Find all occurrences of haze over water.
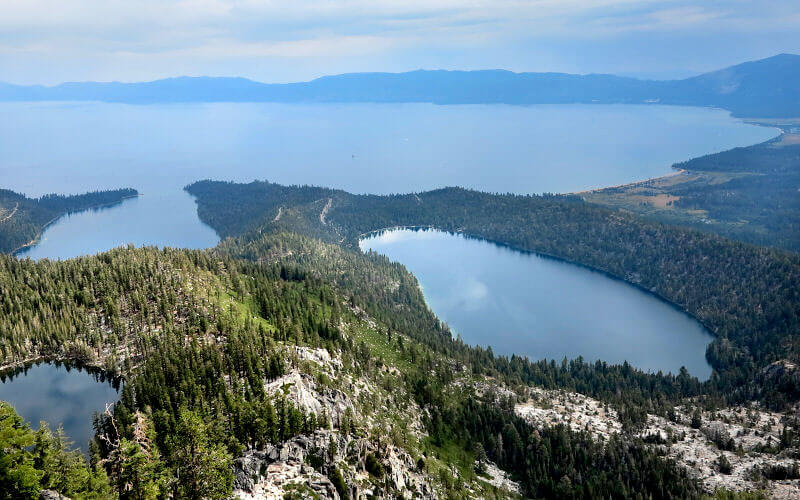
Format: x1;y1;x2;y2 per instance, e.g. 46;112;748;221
0;101;776;260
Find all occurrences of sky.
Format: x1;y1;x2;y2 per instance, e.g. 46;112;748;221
1;0;799;85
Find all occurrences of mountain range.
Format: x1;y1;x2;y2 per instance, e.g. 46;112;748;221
1;53;798;118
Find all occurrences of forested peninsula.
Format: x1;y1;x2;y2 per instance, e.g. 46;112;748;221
0;188;138;254
185;180;800;406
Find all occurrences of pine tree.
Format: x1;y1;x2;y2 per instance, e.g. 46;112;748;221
474;442;488;474
167;409;233;500
0;402;43;499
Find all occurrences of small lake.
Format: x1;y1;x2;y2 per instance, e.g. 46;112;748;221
0;362;121;450
0;101;776;260
360;229;713;379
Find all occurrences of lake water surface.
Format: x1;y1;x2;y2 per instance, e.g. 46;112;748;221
0;363;120;450
360;229;713;379
0;101;776;259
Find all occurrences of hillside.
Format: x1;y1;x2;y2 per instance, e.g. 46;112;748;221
185;180;800;405
671;54;800;117
0;242;711;499
1;54;798;117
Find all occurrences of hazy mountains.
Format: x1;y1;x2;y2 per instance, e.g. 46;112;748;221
1;54;798;118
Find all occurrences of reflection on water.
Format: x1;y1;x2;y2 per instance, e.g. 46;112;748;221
361;228;713;379
0;362;121;450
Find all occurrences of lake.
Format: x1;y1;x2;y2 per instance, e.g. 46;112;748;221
360;229;713;379
0;362;121;450
0;101;776;260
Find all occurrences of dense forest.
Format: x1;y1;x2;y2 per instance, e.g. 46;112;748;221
216;231;706;413
585;134;800;251
0;188;138;254
0;244;712;498
186;180;800;407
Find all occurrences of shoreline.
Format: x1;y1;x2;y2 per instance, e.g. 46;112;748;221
11;193;141;257
570;123;787;197
357;224;717;361
0;355;116;379
570;168;688;196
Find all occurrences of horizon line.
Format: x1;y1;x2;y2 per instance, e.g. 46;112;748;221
3;52;797;88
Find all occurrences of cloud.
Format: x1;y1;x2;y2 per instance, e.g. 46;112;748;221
0;0;798;83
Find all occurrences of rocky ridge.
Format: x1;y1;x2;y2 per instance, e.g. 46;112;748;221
512;385;800;498
232;343;519;498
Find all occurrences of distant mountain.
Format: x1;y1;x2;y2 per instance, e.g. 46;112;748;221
667;53;800;117
1;54;798;117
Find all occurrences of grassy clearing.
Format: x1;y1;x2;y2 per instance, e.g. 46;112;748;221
211;278;277;333
349;323;412;371
425;438;475;480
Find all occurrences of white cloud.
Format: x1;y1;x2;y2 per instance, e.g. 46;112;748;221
0;0;797;83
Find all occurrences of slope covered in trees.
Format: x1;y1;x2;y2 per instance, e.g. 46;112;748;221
0;402;112;498
0;188;138;254
186;180;800;406
0;243;708;498
0;246;357;497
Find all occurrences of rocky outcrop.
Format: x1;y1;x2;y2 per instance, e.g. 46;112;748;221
290;346;343;372
760;360;800;398
233;430;435;499
234;431;347;492
40;491;69;500
515;387;622;440
511;383;800;498
478;460;521;494
264;371;353;428
762;360;799;380
235;459;339;499
643;405;800;499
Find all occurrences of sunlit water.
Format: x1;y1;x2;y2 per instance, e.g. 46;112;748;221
0;101;776;259
360;229;713;379
0;362;120;450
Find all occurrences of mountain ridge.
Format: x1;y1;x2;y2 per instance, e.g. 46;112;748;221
1;53;798;116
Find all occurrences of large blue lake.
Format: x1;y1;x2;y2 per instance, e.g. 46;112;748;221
0;101;775;259
361;229;714;378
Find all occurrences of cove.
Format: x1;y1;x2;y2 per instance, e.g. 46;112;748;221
15;191;219;261
360;229;713;380
0;362;121;450
0;101;776;260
